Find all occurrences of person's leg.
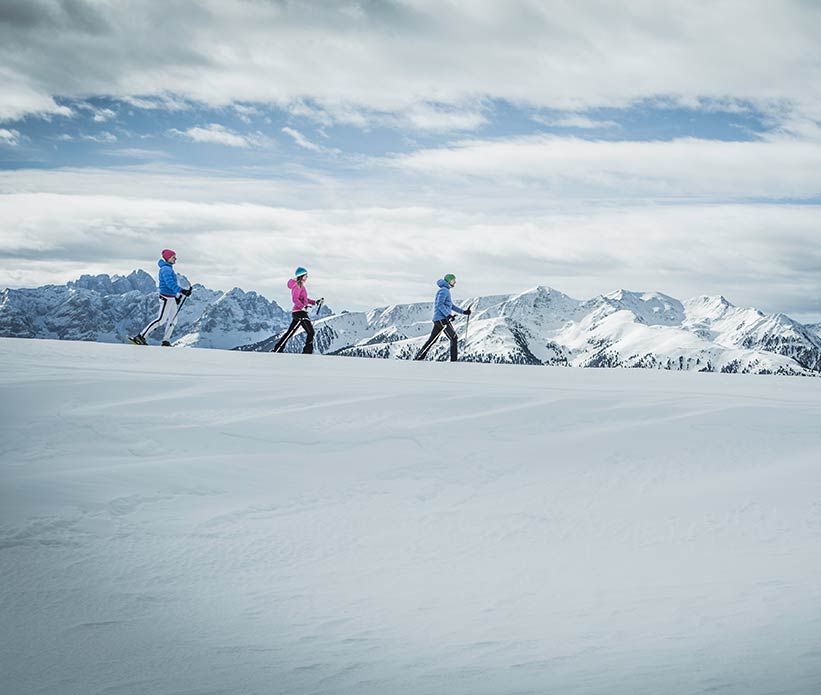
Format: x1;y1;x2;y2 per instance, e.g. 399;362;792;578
160;299;180;344
141;297;172;339
272;315;301;353
415;320;446;360
300;317;315;354
444;321;459;361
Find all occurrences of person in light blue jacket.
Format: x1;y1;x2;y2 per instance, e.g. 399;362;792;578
157;255;182;297
415;274;471;361
129;249;192;346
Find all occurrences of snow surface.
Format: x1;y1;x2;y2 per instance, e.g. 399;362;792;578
2;337;821;695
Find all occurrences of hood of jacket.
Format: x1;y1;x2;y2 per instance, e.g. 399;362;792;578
437;278;450;289
158;259;173;269
287;278;298;289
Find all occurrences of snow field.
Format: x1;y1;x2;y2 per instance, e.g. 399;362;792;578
1;338;821;694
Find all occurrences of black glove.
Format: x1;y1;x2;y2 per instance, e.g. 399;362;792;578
316;297;324;304
180;287;192;297
463;308;472;316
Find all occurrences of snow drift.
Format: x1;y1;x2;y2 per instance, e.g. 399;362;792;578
2;338;820;694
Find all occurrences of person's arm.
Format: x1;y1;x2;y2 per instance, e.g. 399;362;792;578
300;286;316;308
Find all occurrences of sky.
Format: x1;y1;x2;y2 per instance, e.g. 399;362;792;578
1;0;820;319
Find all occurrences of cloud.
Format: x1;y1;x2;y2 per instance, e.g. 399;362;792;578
0;128;21;146
1;1;820;132
391;133;821;200
0;67;74;121
284;100;489;134
92;108;116;122
0;166;819;317
34;104;74;121
534;114;620;129
281;127;321;152
50;130;118;144
81;131;117;143
402;104;488;132
5;4;818;316
286;101;370;129
100;148;172;160
169;124;271;148
233;104;262;123
121;95;191;111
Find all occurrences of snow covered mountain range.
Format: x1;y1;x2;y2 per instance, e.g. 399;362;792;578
2;271;821;376
283;287;821;376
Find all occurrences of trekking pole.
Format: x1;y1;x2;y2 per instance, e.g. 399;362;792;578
314;298;324;317
167;286;192;335
463;301;475;344
272;322;301;353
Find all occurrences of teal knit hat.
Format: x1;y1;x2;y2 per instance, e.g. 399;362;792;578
295;267;308;278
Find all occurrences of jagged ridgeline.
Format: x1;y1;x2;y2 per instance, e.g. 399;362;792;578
2;272;821;375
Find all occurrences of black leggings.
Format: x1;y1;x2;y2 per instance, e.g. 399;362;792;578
415;319;458;361
273;311;315;353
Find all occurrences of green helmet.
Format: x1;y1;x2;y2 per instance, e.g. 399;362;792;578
444;273;456;284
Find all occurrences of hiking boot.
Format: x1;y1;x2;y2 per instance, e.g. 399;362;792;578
161;341;172;347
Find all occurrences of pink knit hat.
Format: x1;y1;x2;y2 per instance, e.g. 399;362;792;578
161;249;177;261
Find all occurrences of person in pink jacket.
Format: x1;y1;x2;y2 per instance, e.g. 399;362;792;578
271;267;323;354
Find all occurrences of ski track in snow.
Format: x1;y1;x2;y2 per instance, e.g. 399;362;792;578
1;337;821;695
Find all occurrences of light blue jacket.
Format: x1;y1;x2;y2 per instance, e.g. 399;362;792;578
158;259;181;297
433;278;465;322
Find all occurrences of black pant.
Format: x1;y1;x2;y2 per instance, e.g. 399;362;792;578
415;318;458;361
273;311;315;353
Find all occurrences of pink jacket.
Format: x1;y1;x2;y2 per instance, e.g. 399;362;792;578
288;278;316;312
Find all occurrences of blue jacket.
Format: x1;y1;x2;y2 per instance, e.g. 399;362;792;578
432;278;465;322
157;259;181;297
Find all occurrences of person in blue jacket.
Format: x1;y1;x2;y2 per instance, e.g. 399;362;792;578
414;273;471;361
129;249;192;346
